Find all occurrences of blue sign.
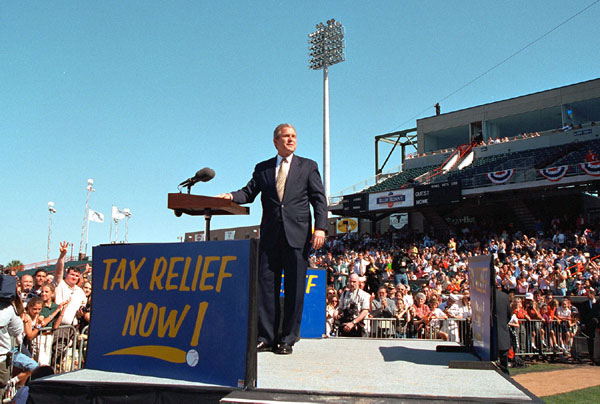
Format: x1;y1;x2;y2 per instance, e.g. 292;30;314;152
300;269;326;338
278;268;326;338
468;255;493;361
87;241;254;387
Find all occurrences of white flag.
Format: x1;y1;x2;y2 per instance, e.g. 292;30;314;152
112;206;126;221
88;209;104;223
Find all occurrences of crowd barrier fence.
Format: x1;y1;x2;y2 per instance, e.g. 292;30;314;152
1;325;89;403
363;317;593;361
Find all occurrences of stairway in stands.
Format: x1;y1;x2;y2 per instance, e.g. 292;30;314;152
508;199;536;231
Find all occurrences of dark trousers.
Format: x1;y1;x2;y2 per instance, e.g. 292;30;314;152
586;318;598;360
257;225;308;346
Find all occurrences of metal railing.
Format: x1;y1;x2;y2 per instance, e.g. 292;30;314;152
1;325;88;402
511;319;572;356
362;317;594;360
363;317;473;346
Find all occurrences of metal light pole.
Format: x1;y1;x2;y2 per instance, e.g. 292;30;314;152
47;202;56;261
123;208;132;243
308;19;345;205
79;179;94;259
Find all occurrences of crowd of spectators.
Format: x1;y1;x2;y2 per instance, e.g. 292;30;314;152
313;214;600;365
1;241;91;400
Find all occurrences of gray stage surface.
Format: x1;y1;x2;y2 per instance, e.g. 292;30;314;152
256;338;533;401
41;338;535;403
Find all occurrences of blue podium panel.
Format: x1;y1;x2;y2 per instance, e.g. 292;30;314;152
88;241;253;387
279;269;326;338
301;269;326;338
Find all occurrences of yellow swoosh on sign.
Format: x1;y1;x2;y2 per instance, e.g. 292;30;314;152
104;345;187;363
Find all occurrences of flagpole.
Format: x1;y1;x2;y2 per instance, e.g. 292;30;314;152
115;219;119;243
109;206;113;243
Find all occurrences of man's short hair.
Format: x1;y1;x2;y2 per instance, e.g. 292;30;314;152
34;269;47;276
273;123;296;139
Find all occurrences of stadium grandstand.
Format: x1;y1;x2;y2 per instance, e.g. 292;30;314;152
331;78;600;238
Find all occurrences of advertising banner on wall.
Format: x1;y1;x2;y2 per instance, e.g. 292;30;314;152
336;217;359;234
88;240;257;388
467;255;493;361
368;189;414;211
390;213;408;229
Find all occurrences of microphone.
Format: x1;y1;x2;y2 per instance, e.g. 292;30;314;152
179;167;216;188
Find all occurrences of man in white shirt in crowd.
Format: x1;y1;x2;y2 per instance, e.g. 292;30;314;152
52;242;88;359
337;274;370;337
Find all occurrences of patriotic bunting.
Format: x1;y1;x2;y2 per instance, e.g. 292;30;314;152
487;169;514;184
580;161;600;176
539;165;569;181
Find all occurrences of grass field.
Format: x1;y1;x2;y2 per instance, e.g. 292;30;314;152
510;362;573;376
543;385;600;403
510;361;599;402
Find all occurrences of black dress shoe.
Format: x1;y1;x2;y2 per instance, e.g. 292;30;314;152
275;343;293;355
257;341;272;352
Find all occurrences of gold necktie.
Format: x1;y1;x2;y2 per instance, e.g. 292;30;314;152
276;158;288;201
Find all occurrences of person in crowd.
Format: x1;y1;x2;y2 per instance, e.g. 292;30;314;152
524;294;543;351
325;293;339;337
411;292;431;338
0;284;24;396
18;275;34;305
394;293;411;338
332;256;349;291
556;298;573;352
21;297;44;362
428;296;448;341
370;286;396;318
40;283;66;331
77;280;92;333
337;274;370;337
508;301;522;353
51;243;87;366
29;269;48;298
4;294;39;391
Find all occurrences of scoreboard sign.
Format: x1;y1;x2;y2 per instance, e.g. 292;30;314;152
342;193;368;214
414;180;461;206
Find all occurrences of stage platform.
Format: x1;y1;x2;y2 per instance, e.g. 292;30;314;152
26;338;539;403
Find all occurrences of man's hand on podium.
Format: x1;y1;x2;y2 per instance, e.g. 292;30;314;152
216;193;233;200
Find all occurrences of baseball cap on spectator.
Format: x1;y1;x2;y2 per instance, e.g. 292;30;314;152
525;292;534;301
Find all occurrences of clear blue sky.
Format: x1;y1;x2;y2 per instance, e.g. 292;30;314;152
2;1;599;266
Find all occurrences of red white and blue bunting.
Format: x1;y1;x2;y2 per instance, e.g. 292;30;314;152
487;169;514;184
580;161;600;177
539;165;569;181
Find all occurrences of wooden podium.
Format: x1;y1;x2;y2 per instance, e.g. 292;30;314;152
168;193;249;241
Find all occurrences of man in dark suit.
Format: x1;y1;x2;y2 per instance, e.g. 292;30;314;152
217;123;327;354
494;287;511;374
579;288;600;364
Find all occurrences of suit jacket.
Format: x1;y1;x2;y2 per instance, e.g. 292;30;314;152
495;289;511;352
578;299;600;327
231;155;327;249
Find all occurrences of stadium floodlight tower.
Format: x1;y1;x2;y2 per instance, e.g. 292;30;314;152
308;19;345;205
79;178;95;259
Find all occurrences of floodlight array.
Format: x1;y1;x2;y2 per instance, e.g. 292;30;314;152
308;19;345;70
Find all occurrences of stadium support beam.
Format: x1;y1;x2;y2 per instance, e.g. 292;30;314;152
374;128;417;175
